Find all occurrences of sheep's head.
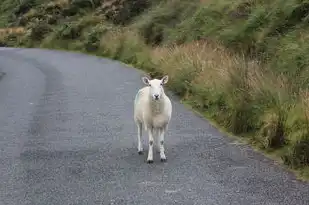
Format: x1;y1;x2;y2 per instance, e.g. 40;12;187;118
142;75;169;101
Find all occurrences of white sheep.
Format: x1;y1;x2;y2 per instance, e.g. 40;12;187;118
133;75;172;163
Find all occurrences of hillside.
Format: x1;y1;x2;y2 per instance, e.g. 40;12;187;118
1;0;309;179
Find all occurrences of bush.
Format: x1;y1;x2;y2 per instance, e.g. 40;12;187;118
100;0;153;25
71;0;101;9
28;21;53;41
56;22;82;39
133;0;199;45
83;24;108;52
53;14;103;40
14;0;38;16
283;140;309;168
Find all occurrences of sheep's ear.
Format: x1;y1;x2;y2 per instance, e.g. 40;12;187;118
161;75;169;85
142;76;150;86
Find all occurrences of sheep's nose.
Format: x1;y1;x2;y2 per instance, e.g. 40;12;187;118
154;94;159;100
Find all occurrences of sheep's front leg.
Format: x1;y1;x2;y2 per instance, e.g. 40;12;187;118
146;129;154;163
137;122;143;155
159;127;167;162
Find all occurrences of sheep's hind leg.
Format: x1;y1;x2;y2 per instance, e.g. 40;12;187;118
146;128;154;163
137;122;143;155
159;127;167;162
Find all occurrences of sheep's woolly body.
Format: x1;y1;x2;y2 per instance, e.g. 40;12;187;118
134;86;171;131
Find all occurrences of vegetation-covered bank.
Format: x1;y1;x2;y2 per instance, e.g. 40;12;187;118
1;0;309;180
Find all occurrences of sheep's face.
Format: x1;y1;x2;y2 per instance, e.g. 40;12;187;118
142;75;169;101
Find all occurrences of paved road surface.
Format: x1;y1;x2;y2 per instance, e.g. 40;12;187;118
0;48;309;205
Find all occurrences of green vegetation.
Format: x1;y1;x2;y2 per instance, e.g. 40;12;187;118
1;0;309;180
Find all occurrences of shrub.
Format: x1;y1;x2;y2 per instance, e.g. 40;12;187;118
70;0;101;9
101;0;152;25
53;14;103;40
14;0;38;16
83;24;108;52
282;94;309;168
28;21;53;41
133;0;199;45
283;140;309;168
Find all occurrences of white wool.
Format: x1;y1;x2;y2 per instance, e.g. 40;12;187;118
134;86;171;131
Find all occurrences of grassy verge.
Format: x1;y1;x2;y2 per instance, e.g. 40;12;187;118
95;29;309;181
1;0;309;181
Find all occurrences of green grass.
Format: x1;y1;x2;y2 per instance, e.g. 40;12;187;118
1;0;309;181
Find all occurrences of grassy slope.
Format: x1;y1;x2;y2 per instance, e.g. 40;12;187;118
1;0;309;180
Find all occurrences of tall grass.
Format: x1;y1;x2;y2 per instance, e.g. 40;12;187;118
95;29;309;173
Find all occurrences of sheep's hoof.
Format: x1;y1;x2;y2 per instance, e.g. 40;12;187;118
138;151;143;155
160;158;167;162
147;159;154;164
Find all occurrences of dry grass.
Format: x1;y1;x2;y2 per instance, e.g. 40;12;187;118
0;27;25;37
151;39;266;93
301;90;309;119
47;0;69;8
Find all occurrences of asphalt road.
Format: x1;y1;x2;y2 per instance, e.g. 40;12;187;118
0;48;309;205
